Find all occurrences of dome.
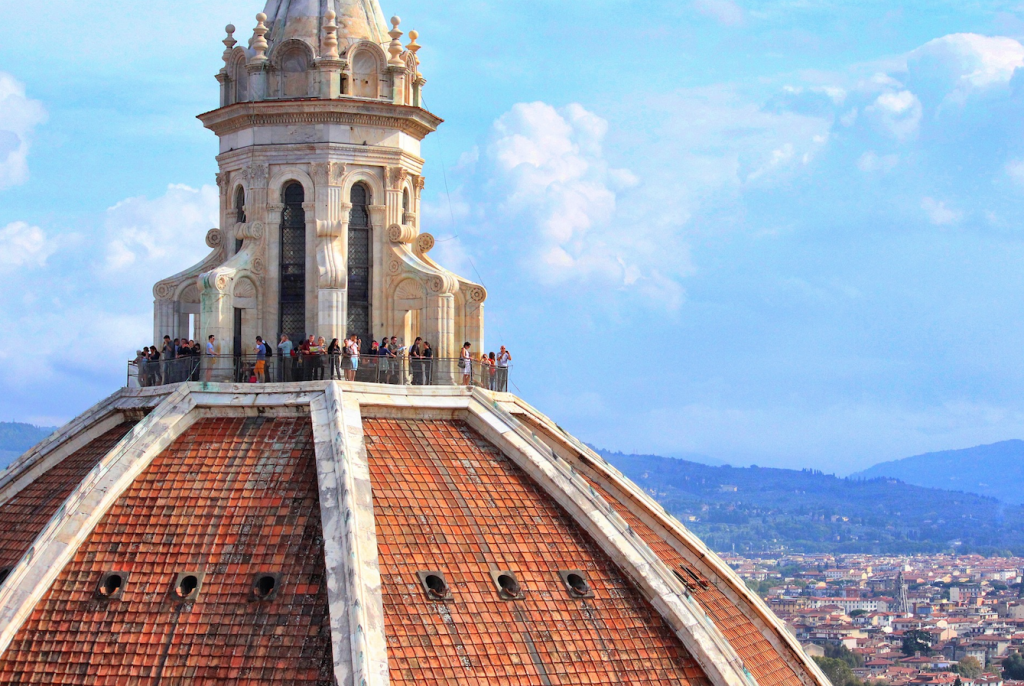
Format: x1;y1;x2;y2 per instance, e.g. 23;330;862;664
261;0;390;54
0;382;827;686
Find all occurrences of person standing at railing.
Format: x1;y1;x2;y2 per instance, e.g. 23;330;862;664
138;348;150;387
313;336;327;381
423;341;433;385
344;334;359;381
278;334;293;382
148;344;162;385
205;335;217;382
497;346;512;392
383;336;396;384
328;338;342;380
460;342;472;386
486;352;498;391
186;339;201;381
254;336;267;383
377;338;390;383
299;335;314;381
410;337;423;385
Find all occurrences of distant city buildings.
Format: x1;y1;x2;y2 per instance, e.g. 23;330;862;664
726;553;1024;686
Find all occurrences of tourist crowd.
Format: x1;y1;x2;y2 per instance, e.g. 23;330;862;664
135;333;512;390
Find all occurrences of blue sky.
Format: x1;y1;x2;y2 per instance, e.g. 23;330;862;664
3;0;1024;473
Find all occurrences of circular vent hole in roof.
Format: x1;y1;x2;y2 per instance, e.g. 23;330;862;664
424;574;448;598
100;573;123;597
175;574;200;599
497;573;521;598
254;574;277;600
566;573;590;596
95;571;129;600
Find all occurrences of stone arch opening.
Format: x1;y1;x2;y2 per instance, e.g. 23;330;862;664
279;182;307;345
233;54;248;104
280;45;310;98
351;50;379;98
347;183;372;345
234;186;246;254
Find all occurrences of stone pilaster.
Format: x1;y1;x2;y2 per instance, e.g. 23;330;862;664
314;162;348;343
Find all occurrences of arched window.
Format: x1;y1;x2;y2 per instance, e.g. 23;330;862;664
351;51;378;98
402;189;410;215
233;56;248;103
279;183;306;344
281;47;309;98
347;183;372;344
234;187;246;254
235;187;246;224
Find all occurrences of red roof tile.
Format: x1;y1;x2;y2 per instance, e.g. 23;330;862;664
513;412;810;686
577;465;806;686
364;417;712;686
0;417;333;685
0;422;136;571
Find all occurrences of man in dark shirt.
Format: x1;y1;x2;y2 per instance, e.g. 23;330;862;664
410;337;423;385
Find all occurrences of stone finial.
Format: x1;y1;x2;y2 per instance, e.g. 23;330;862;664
322;10;340;60
407;30;421;74
222;24;238;63
251;13;269;64
388;16;404;67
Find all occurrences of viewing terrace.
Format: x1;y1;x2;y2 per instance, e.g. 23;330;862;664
128;355;512;392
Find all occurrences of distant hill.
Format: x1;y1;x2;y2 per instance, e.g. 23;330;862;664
852;440;1024;505
599;450;1024;555
592;446;729;467
0;422;56;470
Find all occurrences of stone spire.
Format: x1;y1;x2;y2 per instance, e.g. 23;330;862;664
261;0;390;54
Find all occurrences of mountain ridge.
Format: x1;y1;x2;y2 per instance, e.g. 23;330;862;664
851;439;1024;505
0;422;56;470
594;447;1024;555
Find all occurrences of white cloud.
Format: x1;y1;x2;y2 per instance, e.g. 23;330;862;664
0;222;55;270
102;183;219;279
0;72;47;189
486;102;644;284
692;0;745;27
921;197;963;226
866;90;923;140
907;34;1024;99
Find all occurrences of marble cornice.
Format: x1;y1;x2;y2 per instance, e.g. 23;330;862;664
198;99;444;140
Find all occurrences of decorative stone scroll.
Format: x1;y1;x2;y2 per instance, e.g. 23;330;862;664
387;223;415;244
234;221;264;241
415;232;434;255
427;273;458;295
206;229;224;249
154;282;175;300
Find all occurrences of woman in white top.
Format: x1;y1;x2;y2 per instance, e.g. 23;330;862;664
460;341;472;386
345;334;360;381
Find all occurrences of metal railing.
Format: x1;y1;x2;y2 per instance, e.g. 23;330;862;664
128;354;512;391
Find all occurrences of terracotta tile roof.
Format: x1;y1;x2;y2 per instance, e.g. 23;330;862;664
0;422;136;571
364;418;712;686
579;471;806;686
0;417;333;685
